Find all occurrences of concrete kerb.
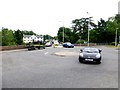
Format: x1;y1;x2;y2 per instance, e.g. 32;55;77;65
54;51;79;57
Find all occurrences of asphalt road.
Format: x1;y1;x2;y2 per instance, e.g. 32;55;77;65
2;46;118;88
0;51;2;90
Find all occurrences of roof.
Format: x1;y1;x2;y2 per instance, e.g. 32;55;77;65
23;35;31;38
36;35;43;38
23;34;43;38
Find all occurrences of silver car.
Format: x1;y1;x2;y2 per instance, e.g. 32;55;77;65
79;48;102;64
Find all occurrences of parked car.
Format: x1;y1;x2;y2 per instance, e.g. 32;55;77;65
54;41;59;46
26;41;45;51
79;48;102;64
45;41;52;47
63;42;74;48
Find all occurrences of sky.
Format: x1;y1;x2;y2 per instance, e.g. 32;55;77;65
0;0;119;36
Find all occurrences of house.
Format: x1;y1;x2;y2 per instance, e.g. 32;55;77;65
23;34;44;43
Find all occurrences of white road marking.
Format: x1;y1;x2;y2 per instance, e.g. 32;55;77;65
45;52;48;55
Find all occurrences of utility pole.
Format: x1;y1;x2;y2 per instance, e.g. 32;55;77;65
63;22;64;43
115;28;117;46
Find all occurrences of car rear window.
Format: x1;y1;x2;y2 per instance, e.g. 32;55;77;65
83;48;99;53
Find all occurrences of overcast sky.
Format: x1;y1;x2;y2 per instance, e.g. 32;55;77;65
0;0;119;36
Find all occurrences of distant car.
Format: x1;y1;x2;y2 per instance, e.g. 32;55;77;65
79;48;102;64
45;42;52;47
54;41;59;46
63;42;74;48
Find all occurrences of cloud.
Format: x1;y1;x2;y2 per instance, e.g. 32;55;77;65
0;0;119;36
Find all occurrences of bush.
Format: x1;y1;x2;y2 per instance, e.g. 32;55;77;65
110;42;115;45
76;40;85;44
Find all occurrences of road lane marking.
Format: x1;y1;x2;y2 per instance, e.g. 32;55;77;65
45;52;48;55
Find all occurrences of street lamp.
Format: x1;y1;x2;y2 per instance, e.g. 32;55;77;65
86;12;92;47
59;21;64;43
87;12;90;47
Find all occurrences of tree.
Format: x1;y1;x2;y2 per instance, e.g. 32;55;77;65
0;31;2;46
72;17;96;41
22;30;36;35
2;28;16;46
57;27;64;42
53;36;58;40
94;18;107;43
90;17;118;44
14;29;23;45
57;27;78;43
43;34;53;41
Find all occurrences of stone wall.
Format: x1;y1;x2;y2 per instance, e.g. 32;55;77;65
0;45;25;51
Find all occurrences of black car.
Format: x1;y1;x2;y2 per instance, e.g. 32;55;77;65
63;42;74;48
79;48;102;64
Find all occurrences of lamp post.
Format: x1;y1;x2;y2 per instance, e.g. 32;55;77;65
87;12;90;47
59;21;64;43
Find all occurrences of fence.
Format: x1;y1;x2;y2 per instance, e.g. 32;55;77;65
74;43;97;46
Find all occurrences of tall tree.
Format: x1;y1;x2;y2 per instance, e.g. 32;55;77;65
22;30;36;35
72;17;96;41
14;29;23;45
90;17;118;43
2;28;16;46
57;27;78;43
0;30;2;46
43;34;53;41
94;18;107;43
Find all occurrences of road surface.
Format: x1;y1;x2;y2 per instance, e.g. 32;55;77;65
2;46;118;88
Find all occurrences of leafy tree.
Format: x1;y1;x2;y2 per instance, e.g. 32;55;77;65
2;28;16;46
90;17;118;44
72;17;96;41
115;14;120;42
53;36;58;40
0;31;2;46
93;18;107;43
43;34;53;41
57;27;64;42
14;29;23;45
22;30;36;35
57;27;78;43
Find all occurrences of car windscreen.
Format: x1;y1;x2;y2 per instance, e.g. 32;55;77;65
66;42;71;45
83;48;99;53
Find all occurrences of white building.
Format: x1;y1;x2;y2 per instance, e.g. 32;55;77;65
23;34;44;43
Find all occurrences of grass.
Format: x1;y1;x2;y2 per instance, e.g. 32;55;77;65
106;45;120;49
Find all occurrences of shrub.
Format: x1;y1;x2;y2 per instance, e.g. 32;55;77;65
76;40;85;44
110;42;115;45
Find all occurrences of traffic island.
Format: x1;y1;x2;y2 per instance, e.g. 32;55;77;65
53;51;79;57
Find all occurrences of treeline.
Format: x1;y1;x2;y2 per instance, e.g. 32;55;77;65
1;14;120;46
57;14;120;45
0;28;54;46
0;28;36;46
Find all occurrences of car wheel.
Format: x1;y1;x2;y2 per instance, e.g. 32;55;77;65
79;57;83;63
96;60;101;64
97;57;101;64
